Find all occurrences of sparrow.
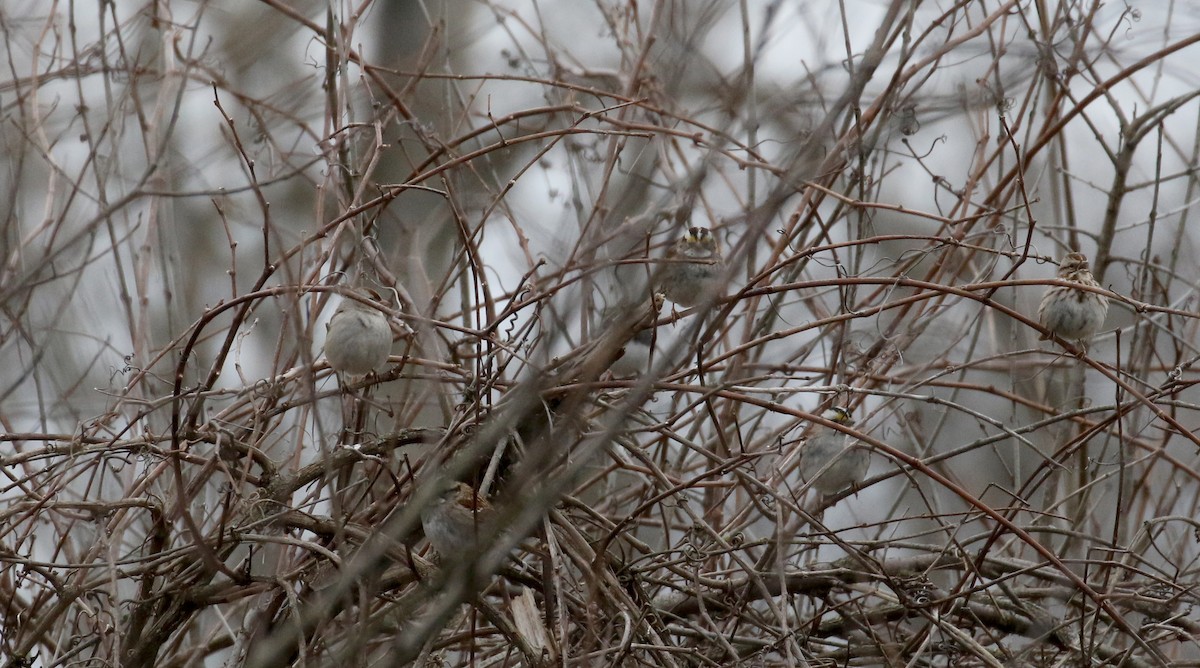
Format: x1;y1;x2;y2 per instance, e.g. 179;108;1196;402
420;481;494;557
656;226;725;307
324;289;392;376
798;407;868;496
1037;251;1108;344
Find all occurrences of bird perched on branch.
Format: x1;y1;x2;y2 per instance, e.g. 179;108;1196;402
656;226;725;307
798;407;868;496
420;481;495;557
1037;251;1108;345
324;289;393;376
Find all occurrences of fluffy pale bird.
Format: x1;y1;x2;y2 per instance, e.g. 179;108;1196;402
324;290;392;376
798;407;869;496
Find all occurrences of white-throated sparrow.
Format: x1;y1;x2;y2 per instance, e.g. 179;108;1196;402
656;226;724;307
1038;251;1108;344
324;289;392;376
798;407;868;496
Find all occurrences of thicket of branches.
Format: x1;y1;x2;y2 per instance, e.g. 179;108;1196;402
4;0;1200;666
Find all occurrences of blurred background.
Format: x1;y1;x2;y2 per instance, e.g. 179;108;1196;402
3;0;1200;665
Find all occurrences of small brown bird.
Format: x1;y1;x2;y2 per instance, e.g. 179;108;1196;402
656;227;725;307
1037;252;1108;344
798;407;869;496
324;290;392;375
420;481;494;557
